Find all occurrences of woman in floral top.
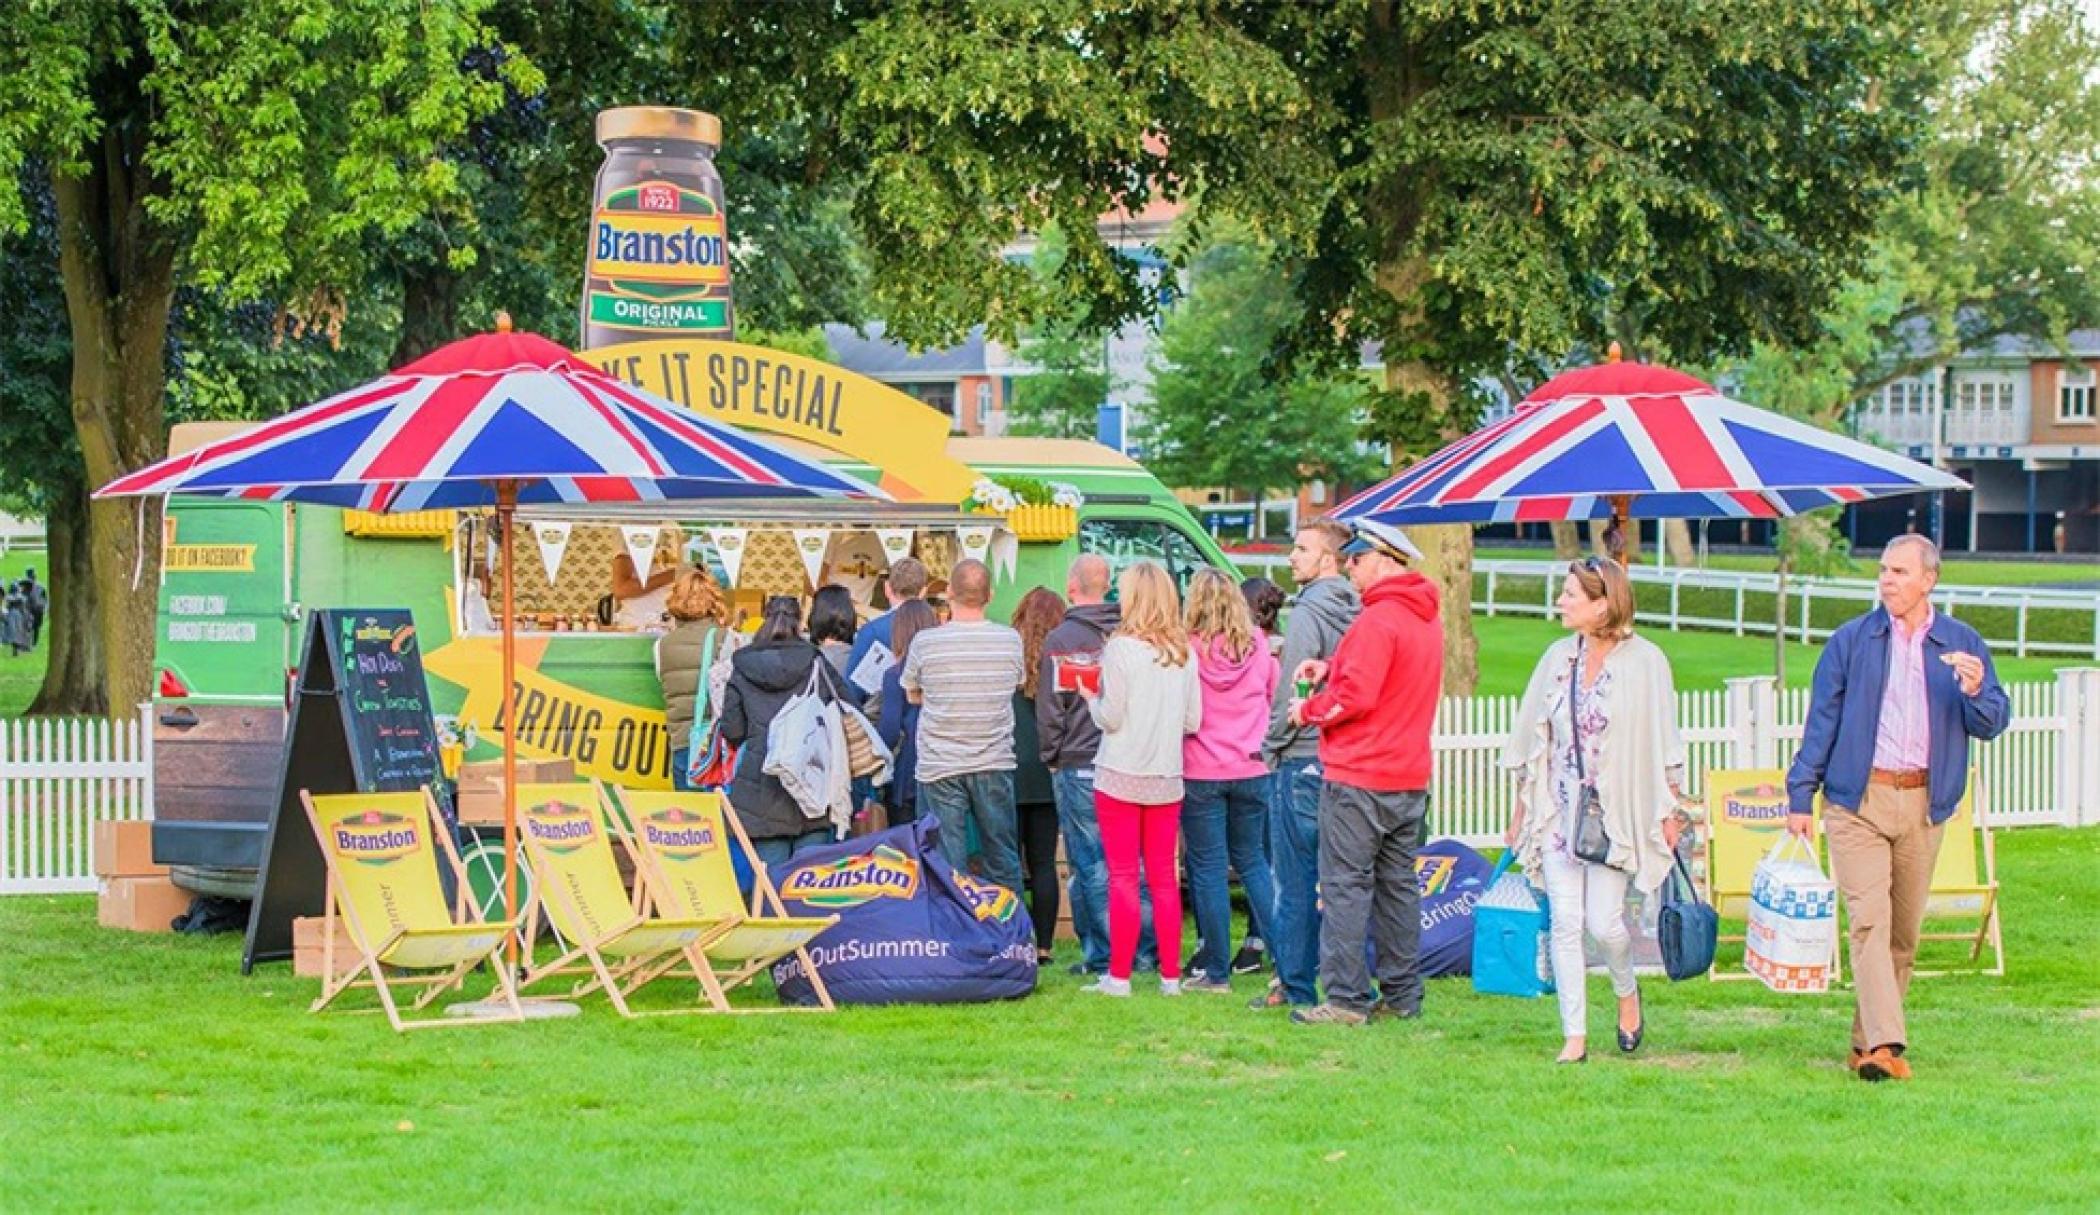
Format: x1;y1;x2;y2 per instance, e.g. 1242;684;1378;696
1501;558;1687;1064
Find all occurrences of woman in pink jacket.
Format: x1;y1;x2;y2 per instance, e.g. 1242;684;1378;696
1180;569;1280;992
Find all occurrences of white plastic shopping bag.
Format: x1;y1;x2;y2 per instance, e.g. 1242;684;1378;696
1744;835;1838;993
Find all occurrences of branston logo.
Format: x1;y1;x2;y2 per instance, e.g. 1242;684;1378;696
525;801;596;853
1724;783;1790;832
643;806;720;856
780;847;919;908
334;810;418;865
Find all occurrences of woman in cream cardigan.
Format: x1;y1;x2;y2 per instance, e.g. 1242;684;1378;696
1502;557;1686;1063
1077;561;1202;997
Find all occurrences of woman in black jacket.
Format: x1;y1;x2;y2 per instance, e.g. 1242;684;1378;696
718;597;843;868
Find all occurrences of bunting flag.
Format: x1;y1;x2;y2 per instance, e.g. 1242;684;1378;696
875;527;916;568
532;520;573;585
989;528;1020;582
708;526;749;587
792;527;832;588
619;525;662;582
955;523;994;567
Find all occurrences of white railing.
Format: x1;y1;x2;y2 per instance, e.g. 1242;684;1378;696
2;676;2094;891
1468;559;2100;661
0;705;155;894
1425;670;2099;844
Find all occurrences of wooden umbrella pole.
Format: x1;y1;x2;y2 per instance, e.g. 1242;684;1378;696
498;478;520;969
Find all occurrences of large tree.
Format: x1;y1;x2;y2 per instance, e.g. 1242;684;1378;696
1144;235;1382;532
673;0;1931;691
0;1;529;714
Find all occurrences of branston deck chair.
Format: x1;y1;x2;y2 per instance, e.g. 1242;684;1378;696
302;788;524;1032
1910;771;2004;977
513;782;729;1016
608;785;840;1012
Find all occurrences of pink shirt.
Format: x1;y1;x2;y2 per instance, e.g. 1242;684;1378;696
1871;607;1933;771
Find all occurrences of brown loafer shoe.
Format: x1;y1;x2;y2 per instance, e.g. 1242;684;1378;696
1848;1048;1866;1072
1857;1047;1912;1082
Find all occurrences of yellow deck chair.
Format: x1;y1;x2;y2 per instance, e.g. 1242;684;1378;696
1909;772;2004;977
513;782;731;1016
302;788;524;1032
1701;769;1841;985
609;785;840;1012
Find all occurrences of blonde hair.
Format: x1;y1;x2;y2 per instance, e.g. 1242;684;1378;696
1570;557;1635;638
1114;561;1189;666
666;567;729;623
1183;568;1257;661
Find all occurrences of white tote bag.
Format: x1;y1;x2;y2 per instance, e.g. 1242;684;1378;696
1744;835;1838;994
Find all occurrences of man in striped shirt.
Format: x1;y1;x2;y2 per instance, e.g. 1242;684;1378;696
903;559;1027;894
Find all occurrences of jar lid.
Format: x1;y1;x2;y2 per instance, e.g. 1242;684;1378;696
595;107;722;147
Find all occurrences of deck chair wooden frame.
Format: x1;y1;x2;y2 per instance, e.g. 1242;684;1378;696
511;782;733;1017
601;782;840;1014
1903;771;2004;978
302;787;525;1032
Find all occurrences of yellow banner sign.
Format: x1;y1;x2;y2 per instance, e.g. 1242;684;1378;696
166;544;256;573
584;339;978;503
423;637;674;789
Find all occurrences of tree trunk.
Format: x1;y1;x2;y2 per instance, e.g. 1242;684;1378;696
26;481;107;716
1549;520;1582;560
1384;345;1478;695
52;132;176;718
391;260;460;368
1664;518;1695;566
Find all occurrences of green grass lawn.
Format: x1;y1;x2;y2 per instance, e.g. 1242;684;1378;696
2;828;2094;1209
0;551;48;717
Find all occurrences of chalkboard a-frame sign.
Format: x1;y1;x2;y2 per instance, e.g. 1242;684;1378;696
241;608;450;973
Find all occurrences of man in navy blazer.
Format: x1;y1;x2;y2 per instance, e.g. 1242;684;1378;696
1786;534;2009;1082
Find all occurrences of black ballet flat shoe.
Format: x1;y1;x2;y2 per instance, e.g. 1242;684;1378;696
1618;1018;1645;1054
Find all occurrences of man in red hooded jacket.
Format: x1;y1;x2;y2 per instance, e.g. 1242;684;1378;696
1286;519;1444;1025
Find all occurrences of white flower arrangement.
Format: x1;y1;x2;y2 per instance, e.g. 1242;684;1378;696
966;476;1021;513
1049;481;1084;509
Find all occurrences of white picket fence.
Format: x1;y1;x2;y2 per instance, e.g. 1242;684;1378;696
1428;669;2100;843
2;675;2095;892
0;705;154;894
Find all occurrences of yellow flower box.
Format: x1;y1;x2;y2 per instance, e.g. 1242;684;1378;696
1003;503;1078;543
342;509;457;539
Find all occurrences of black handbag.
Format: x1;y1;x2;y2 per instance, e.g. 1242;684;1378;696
1658;850;1719;981
1568;641;1612;865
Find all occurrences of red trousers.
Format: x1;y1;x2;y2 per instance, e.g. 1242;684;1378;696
1096;791;1183;981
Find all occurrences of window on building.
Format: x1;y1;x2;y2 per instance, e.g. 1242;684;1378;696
896;382;959;429
2061;369;2096;423
976;381;993;417
1956;377;2016;414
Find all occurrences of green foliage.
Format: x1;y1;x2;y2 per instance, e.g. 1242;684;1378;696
0;173;77;515
1009;230;1111;439
1143;233;1381;503
742;326;832;361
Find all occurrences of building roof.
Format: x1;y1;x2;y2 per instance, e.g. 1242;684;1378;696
823;322;992;380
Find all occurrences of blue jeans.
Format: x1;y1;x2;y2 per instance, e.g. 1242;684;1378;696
1052;767;1154;973
919;770;1024;895
748;828;834;871
1270;756;1324;1005
1183;776;1277;981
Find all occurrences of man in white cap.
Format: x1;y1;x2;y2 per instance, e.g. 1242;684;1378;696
1286;519;1445;1026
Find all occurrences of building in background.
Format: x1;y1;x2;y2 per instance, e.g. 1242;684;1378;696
1848;330;2099;554
821;322;1020;437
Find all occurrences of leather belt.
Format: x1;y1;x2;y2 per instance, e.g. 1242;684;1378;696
1870;768;1928;790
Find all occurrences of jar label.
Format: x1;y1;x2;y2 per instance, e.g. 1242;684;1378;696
588;180;730;287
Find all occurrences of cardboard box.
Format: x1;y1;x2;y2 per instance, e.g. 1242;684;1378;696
293;915;356;951
97;875;193;932
92;819;167;879
455;758;576;826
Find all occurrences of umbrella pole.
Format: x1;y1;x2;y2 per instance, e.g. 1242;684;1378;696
498;479;520;969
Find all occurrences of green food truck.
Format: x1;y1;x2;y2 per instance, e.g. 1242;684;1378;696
150;369;1238;895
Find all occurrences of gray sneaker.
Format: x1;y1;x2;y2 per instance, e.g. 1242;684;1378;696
1289;1002;1368;1027
1367;1004;1422;1024
1184;974;1233;995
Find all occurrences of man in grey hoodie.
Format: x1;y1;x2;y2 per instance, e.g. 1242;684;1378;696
1253;519;1361;1009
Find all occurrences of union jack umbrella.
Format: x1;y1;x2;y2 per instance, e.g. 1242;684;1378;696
97;321;882;968
96;327;876;508
1336;355;1965;527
